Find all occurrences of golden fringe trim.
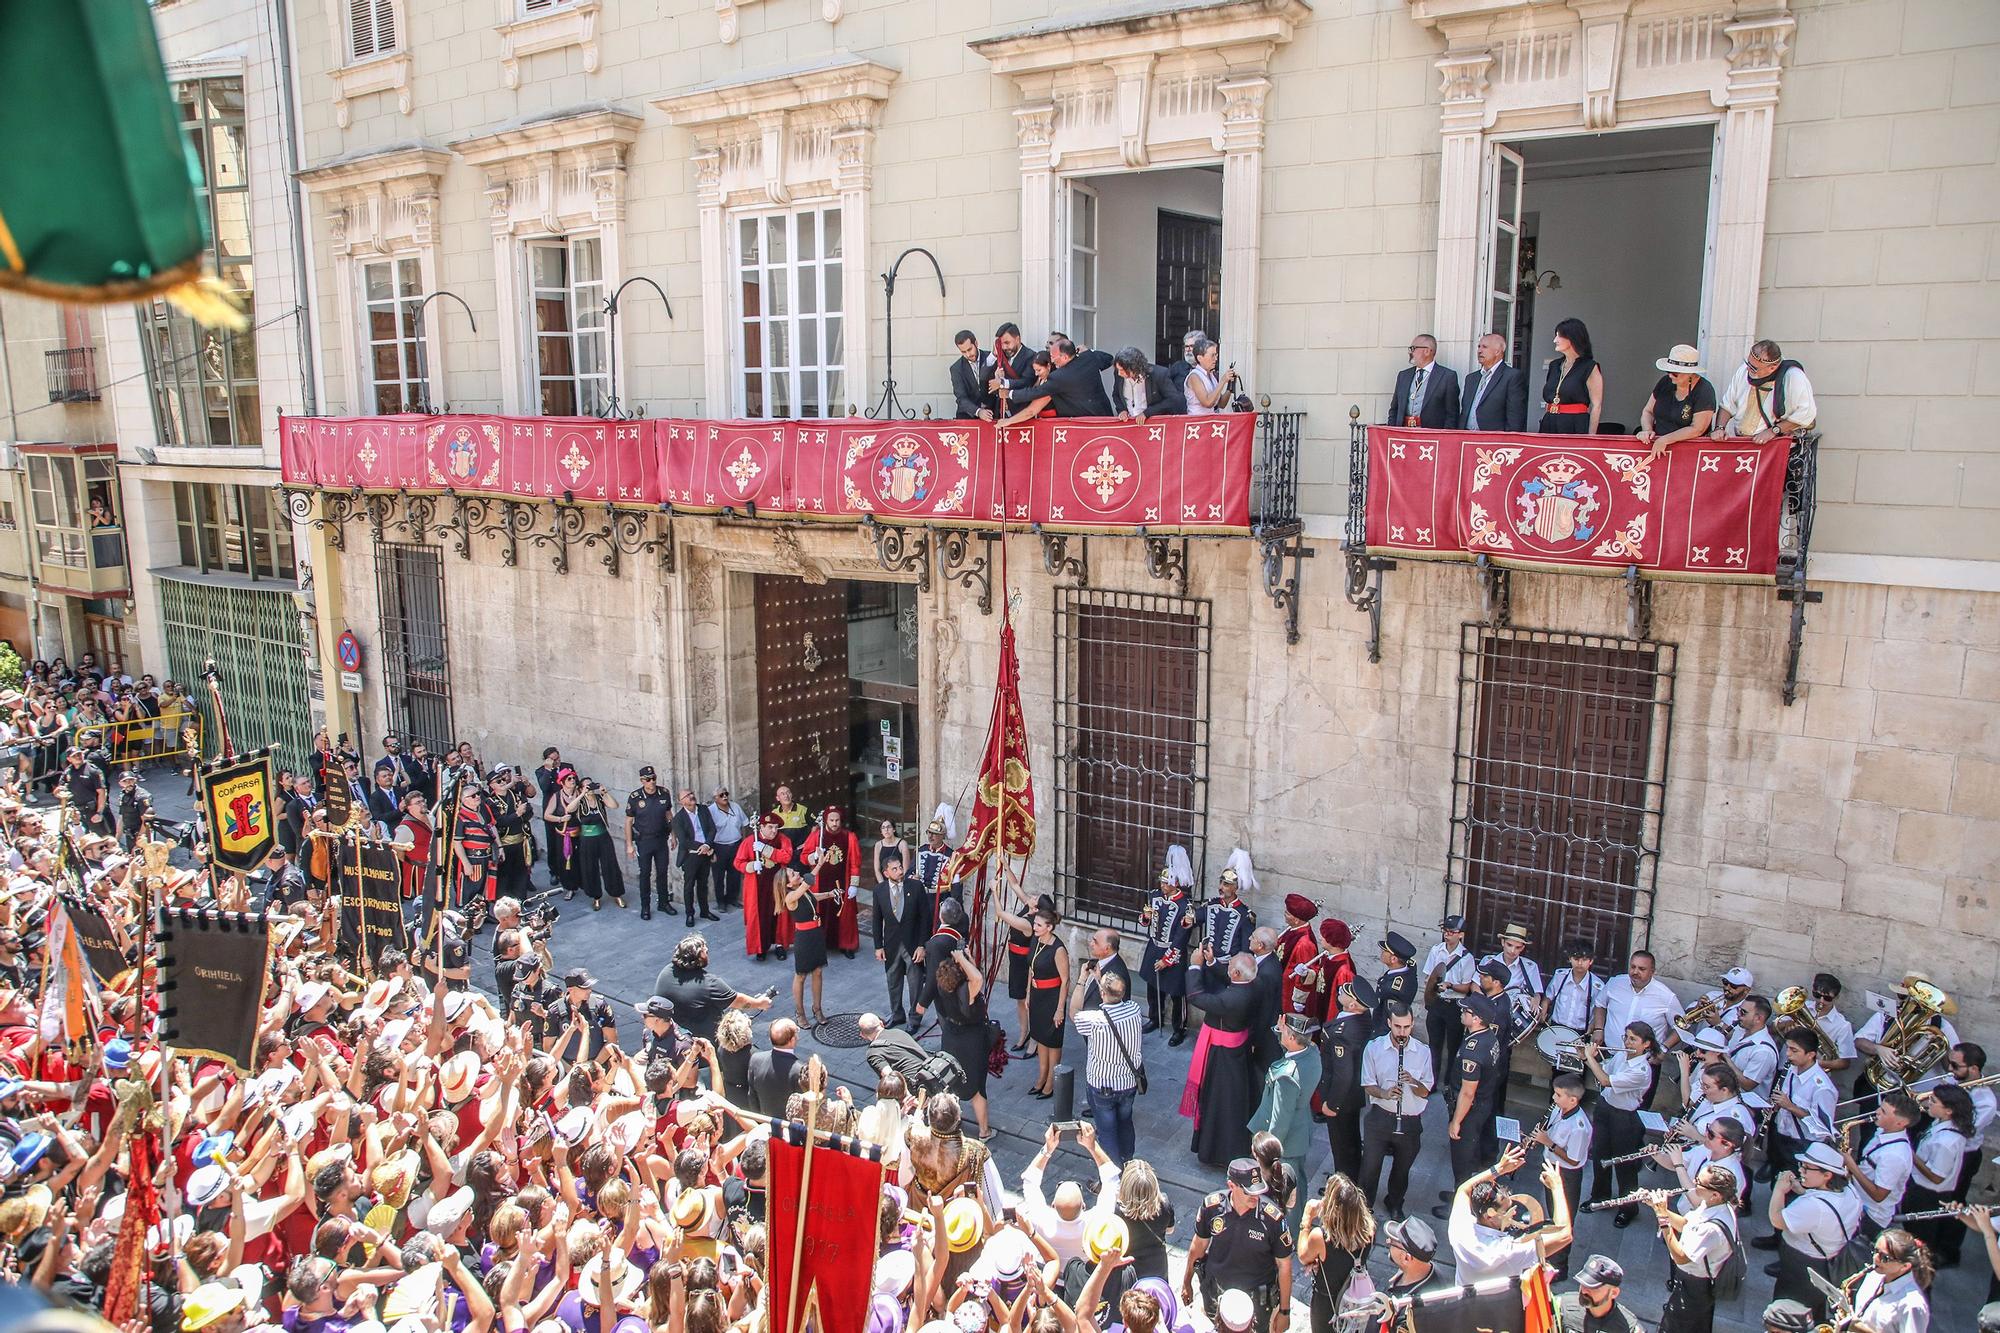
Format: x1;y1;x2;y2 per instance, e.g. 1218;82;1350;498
0;255;248;330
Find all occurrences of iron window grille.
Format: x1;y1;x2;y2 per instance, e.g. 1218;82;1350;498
1054;588;1212;930
375;542;455;756
1445;623;1675;974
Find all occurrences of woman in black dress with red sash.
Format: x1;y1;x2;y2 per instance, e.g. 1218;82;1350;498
1024;909;1070;1098
782;868;829;1027
1539;317;1604;434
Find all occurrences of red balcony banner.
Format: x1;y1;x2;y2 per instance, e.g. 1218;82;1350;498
281;413;1259;533
1363;426;1789;580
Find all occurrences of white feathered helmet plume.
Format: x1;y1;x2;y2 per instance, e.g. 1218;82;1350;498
1220;847;1258;896
926;803;957;842
1160;844;1194;890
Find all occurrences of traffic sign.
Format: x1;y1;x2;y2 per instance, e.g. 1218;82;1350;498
336;630;363;672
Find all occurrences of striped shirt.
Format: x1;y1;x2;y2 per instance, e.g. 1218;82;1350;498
1071;1000;1145;1092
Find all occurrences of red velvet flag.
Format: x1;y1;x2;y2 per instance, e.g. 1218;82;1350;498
949;618;1037;877
766;1121;887;1333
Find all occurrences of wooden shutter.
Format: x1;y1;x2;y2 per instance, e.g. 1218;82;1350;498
350;0;395;60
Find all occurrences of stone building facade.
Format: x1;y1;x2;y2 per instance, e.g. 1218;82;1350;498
255;0;2000;1030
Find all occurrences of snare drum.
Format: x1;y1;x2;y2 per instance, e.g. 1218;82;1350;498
1538;1023;1586;1073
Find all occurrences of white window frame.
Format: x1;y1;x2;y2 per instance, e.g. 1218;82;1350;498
1479;143;1524;345
1067;181;1099;349
526;236;609;418
347;0;400;62
520;0;575;13
360;255;426;414
731;205;846;420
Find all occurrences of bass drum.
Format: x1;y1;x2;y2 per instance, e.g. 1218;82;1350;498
1537;1023;1586;1074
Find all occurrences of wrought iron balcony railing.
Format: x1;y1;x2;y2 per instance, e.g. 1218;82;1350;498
44;347;99;403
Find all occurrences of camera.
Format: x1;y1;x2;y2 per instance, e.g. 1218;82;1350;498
523;890;562;940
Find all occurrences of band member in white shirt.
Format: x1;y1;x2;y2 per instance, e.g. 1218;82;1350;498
1649;1164;1740;1333
1847;1228;1934;1333
1356;1001;1434;1220
1581;1021;1657;1226
1593;950;1685;1106
1527;1072;1591;1278
1727;995;1780;1103
1855;972;1960;1101
1699;966;1757;1035
1766;1028;1838;1178
1480;920;1544;1018
1843;1091;1921;1240
1661;1118;1749;1214
1420;914;1475;1081
1683;1063;1758;1141
1762;1143;1865;1321
1903;1083;1975;1259
1543;939;1604;1034
1807;972;1859;1076
1911;1042;1992;1267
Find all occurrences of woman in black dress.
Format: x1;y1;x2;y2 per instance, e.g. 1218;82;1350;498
996;868;1049;1053
1114;1160;1178;1282
781;868;830;1027
1022;907;1069;1098
932;953;995;1139
1539;317;1605;434
1638;344;1718;463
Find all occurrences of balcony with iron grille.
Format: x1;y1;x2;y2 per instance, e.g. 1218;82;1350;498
278;408;1317;637
1339;415;1821;700
44;347;99;403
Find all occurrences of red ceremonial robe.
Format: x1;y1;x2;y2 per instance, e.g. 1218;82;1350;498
735;834;795;956
800;825;863;953
1277;924;1320;1016
1318;951;1357;1024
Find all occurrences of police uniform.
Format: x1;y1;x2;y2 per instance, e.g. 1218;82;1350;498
510;970;560;1047
1197;893;1254;988
1450;997;1506;1186
548;982;618;1063
1316;987;1373;1182
1375;932;1419;1034
1192;1183;1292;1328
627;774;676;917
1140;882;1195;1037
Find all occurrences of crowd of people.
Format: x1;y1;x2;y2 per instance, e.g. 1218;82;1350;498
947;327;1247;426
0;716;1988;1333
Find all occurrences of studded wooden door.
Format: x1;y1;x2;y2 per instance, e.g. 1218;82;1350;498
753;575;851;817
1154;210;1222;367
1457;628;1669;971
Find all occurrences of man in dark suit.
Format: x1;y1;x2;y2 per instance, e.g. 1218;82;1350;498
988;322;1036;415
1077;927;1133;1011
949;330;998;420
1250;927;1286;1086
1111;347;1187;422
1167;329;1205;389
871;850;928;1027
747;1018;801;1116
1385;333;1460;428
860;1012;942;1087
1460;333;1528;432
367;765;402;836
670;788;719;926
1001;338;1114;422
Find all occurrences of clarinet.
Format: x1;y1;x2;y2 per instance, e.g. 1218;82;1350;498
1392;1037;1408;1138
1587;1187;1666;1212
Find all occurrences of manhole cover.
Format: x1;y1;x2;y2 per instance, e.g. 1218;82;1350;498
811;1012;870;1048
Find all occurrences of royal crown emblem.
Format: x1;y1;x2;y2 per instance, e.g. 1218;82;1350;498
1514;454;1599;545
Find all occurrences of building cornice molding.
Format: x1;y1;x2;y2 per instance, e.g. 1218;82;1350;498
299;145;451;256
969;0;1311;75
653;55;900;128
655;57;898;208
497;0;602;90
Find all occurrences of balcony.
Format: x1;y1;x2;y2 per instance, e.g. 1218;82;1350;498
44;348;99;403
1340;418;1821;699
279;408;1317;636
24;445;128;600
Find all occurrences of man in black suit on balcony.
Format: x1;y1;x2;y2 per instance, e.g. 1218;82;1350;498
1385;333;1460;429
987;322;1036;417
1001;337;1114;423
1460;333;1529;432
1111;347;1188;423
949;330;999;420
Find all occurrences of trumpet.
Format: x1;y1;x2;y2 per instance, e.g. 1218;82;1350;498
1673;992;1726;1039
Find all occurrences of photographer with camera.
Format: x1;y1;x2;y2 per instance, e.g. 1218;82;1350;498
1184;339;1245;416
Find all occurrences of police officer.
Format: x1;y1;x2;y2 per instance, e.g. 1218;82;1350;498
1375;932;1419;1034
1476;959;1519;1053
625;765;675;920
258;844;307;910
115;770;152;850
1439;993;1506;1203
1183;1158;1294;1333
1196;867;1255;988
1140;864;1196;1042
423;909;473;988
547;967;618;1063
636;995;694;1108
1317;977;1375;1183
509;953;560;1048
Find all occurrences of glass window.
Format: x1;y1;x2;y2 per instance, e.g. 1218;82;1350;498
734;206;845;419
168;482;297;582
364;256;426;413
143;76;256;448
1069;185;1098;351
528;237;607;416
26;456;87;569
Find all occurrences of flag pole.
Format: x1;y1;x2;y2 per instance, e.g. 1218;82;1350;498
784;1093;821;1333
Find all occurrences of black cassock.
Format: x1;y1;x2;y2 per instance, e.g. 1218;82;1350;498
1185;976;1258;1166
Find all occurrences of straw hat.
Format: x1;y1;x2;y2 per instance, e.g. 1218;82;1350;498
1655;344;1703;375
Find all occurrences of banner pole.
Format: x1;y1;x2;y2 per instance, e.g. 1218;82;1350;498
351;831;371;978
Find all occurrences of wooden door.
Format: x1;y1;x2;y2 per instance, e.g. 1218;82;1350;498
754;575;850;816
83;614;126;676
1154;211;1222;367
1070;603;1202;921
1464;635;1656;968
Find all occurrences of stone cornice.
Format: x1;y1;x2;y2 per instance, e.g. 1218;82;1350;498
450;105;642;166
651;54;900;128
969;0;1311;75
298;143;452;191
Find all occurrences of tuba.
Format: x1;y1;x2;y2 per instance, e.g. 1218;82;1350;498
1864;980;1951;1089
1772;985;1841;1057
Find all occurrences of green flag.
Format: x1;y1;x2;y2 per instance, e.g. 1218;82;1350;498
0;0;241;324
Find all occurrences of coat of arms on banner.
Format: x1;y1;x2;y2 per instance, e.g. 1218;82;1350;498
426;420;502;488
1513;454;1601;547
874;434;934;506
200;753;278;875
